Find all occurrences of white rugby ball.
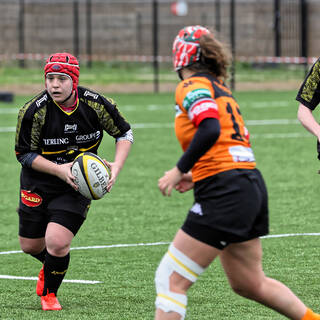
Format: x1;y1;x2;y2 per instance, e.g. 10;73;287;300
71;152;111;200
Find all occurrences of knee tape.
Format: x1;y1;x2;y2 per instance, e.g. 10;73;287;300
155;244;205;318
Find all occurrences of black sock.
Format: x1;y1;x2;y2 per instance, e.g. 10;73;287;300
43;252;70;295
31;248;47;263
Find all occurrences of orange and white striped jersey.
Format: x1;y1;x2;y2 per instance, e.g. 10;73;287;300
175;73;256;182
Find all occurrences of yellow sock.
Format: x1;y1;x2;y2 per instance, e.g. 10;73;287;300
302;308;320;320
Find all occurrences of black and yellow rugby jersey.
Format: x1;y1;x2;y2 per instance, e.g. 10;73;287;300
15;86;131;191
296;57;320;110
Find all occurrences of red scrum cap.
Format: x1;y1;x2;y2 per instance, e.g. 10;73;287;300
172;25;210;71
44;53;80;91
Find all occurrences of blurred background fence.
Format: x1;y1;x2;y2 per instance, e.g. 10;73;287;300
0;0;319;91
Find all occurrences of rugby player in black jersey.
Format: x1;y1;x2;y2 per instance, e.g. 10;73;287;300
297;58;320;157
15;53;133;311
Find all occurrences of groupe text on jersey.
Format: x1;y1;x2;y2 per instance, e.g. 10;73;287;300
15;86;131;191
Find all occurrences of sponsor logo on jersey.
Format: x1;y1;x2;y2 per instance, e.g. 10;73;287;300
188;98;218;120
21;190;43;207
228;146;255;162
183;88;211;110
76;131;100;142
43;137;69;145
36;94;48;107
84;90;99;99
64;124;78;133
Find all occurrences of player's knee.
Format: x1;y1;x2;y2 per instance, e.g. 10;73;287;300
46;237;70;256
19;239;44;255
154;244;205;319
230;279;263;300
20;244;39;255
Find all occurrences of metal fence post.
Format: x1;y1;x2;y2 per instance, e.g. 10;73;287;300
73;0;79;59
86;0;92;68
274;0;281;57
18;0;25;68
215;0;221;32
230;0;235;91
152;0;159;93
136;12;142;54
300;0;308;75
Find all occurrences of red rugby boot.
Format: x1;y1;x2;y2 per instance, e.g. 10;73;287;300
41;293;62;311
36;266;44;296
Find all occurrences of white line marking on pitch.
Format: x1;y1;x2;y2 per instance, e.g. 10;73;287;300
0;241;170;255
0;101;292;114
247;119;299;125
0;234;318;283
0;235;319;257
242;101;291;108
0;275;101;284
0;119;304;133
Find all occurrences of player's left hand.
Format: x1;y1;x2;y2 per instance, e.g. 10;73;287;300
158;166;183;196
175;172;194;193
58;162;78;190
103;160;119;192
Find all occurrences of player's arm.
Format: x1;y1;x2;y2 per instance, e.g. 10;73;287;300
31;155;77;189
103;129;133;191
175;171;193;193
297;103;320;141
176;118;220;173
296;58;320;141
98;96;133;191
158;118;220;196
16;151;77;189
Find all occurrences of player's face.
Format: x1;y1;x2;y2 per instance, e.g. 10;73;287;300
45;74;73;103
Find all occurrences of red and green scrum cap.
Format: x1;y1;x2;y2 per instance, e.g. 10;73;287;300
44;53;80;90
172;25;210;71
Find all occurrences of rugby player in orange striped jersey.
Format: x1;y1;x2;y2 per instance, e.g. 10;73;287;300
154;25;320;320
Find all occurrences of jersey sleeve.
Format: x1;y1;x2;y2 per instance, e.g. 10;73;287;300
296;58;320;110
175;79;219;127
15;102;45;157
100;96;131;137
80;87;131;138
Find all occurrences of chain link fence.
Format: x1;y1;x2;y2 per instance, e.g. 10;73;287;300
0;0;318;91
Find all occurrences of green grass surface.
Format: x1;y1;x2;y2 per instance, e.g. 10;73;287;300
0;62;307;86
1;90;320;319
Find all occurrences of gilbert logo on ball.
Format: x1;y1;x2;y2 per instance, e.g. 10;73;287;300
171;1;188;16
71;152;111;200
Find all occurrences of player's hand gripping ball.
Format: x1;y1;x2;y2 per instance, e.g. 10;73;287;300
71;152;111;200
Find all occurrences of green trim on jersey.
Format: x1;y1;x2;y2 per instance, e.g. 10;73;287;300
182;88;211;110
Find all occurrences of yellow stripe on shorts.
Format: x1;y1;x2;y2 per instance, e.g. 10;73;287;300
157;293;186;309
168;251;198;279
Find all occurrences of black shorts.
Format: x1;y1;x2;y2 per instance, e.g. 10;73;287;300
18;188;90;238
181;168;269;250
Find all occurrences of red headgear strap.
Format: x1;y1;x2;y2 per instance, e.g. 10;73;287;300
172;25;210;71
44;53;80;91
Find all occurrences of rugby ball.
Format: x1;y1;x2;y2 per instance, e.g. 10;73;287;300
71;152;111;200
